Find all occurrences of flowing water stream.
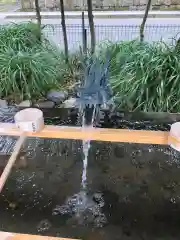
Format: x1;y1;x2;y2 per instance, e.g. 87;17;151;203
81;105;97;190
52;105;107;227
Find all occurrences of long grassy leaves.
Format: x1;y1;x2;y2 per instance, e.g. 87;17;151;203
0;22;62;101
102;40;180;112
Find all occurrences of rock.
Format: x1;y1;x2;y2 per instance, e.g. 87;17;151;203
18;100;31;107
34;101;55;108
63;97;79;108
0;99;8;108
46;90;68;104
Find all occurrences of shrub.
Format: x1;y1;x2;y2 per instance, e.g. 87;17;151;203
0;22;42;52
0;22;63;101
102;41;180;112
55;51;86;88
0;48;59;101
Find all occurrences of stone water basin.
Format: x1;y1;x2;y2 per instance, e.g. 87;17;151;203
0;107;180;239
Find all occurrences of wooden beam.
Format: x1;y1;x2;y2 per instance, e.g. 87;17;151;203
0;123;169;145
0;231;77;240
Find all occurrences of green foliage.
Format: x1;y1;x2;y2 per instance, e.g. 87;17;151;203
0;48;59;100
57;51;86;87
0;22;42;51
0;22;61;101
2;22;180;113
100;40;180;112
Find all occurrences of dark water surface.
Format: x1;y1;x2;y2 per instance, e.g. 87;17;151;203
0;107;180;239
0;137;180;240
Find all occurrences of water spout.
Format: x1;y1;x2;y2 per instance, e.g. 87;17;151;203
77;55;112;120
79;56;112;189
53;56;111;226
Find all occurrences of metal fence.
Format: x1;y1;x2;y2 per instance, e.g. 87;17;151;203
43;24;180;50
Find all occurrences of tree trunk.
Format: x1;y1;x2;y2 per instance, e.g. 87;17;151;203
34;0;41;41
34;0;41;26
82;11;87;54
87;0;95;54
140;0;152;42
60;0;69;61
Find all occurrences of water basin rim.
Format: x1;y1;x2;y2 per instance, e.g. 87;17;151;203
16;107;180;123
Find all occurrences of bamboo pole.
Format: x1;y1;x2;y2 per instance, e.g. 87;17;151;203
0;231;77;240
0;123;170;145
0;134;26;192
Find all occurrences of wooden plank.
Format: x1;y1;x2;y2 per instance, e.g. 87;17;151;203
0;123;169;145
0;231;77;240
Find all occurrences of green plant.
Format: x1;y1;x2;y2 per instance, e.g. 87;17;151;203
103;41;180;112
0;23;69;101
0;22;42;52
99;40;148;76
54;51;86;88
0;48;60;100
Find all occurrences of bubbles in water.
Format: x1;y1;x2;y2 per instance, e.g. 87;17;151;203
52;106;106;227
52;191;107;228
81;139;90;190
37;219;51;232
52;190;87;216
81;106;97;189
